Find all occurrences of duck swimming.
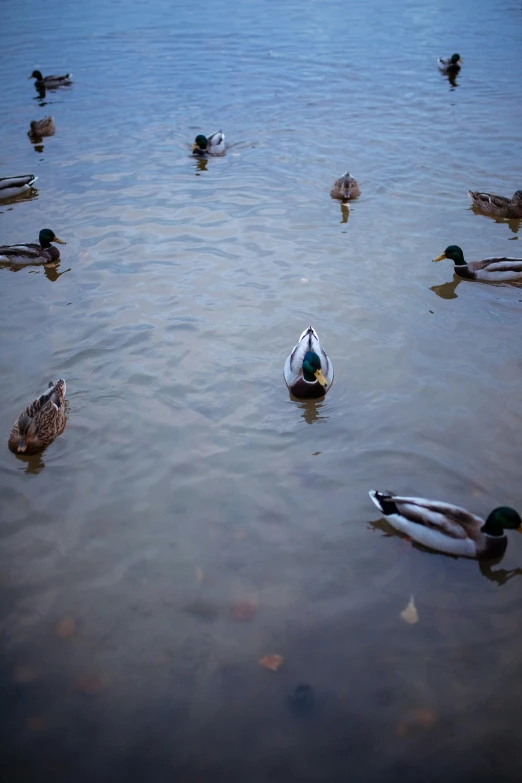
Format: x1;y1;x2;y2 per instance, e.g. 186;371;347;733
8;379;67;455
192;131;225;156
433;245;522;281
284;326;334;399
369;491;522;559
0;228;65;265
29;70;72;88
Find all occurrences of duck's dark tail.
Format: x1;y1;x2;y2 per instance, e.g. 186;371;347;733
369;490;398;516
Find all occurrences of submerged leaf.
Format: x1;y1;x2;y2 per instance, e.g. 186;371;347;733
55;616;76;639
400;595;419;625
231;600;258;621
259;654;283;671
75;673;105;696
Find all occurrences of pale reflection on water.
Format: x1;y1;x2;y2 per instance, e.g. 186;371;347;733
1;0;522;780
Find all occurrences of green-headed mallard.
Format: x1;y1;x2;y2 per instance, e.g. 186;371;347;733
0;228;66;265
433;245;522;281
0;175;38;200
284;326;334;399
437;54;462;74
8;379;67;455
28;116;55;140
468;189;522;219
29;70;72;88
369;491;522;559
192;131;225;156
330;172;360;202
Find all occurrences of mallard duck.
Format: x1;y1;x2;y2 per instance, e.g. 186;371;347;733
330;172;360;201
28;116;55;139
8;379;67;455
29;70;72;88
0;174;38;200
437;54;462;74
284;326;334;399
433;245;522;281
0;228;65;265
192;131;225;156
369;491;522;559
468;189;522;219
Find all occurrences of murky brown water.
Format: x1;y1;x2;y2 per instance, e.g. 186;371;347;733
1;0;522;780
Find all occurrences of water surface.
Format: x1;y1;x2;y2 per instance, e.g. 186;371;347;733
1;0;522;780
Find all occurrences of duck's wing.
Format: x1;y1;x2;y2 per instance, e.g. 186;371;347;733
369;491;482;539
468;257;522;272
437;57;449;69
207;130;225;153
45;73;72;85
24;379;66;419
0;175;38;198
468;191;511;209
0;243;43;263
208;130;224;144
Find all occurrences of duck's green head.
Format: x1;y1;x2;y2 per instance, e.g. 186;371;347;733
193;135;208;153
433;245;465;265
29;70;43;81
303;351;327;386
16;415;35;452
39;229;66;248
483;507;522;537
450;54;462;64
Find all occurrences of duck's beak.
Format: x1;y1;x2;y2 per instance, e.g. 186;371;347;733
192;143;199;152
17;439;27;453
53;237;66;244
314;369;327;387
517;524;522;534
433;252;446;262
459;57;463;63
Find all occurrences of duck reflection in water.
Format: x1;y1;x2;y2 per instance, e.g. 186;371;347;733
430;278;461;300
1;260;69;282
14;450;46;475
340;203;350;224
368;517;522;586
447;73;459;90
44;261;70;282
292;397;329;425
470;206;521;237
194;157;208;175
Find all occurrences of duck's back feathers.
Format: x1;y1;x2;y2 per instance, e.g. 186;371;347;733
0;175;38;200
468;190;522;219
0;243;60;265
8;379;67;454
369;491;484;557
461;257;522;281
437;57;461;74
28;116;55;139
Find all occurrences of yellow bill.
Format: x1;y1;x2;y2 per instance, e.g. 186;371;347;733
53;236;66;244
314;369;327;387
192;143;199;152
433;252;446;262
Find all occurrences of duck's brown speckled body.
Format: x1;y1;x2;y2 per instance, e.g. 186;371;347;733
468;190;522;219
8;379;67;455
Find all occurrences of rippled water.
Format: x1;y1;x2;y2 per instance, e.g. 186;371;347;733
2;0;522;780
